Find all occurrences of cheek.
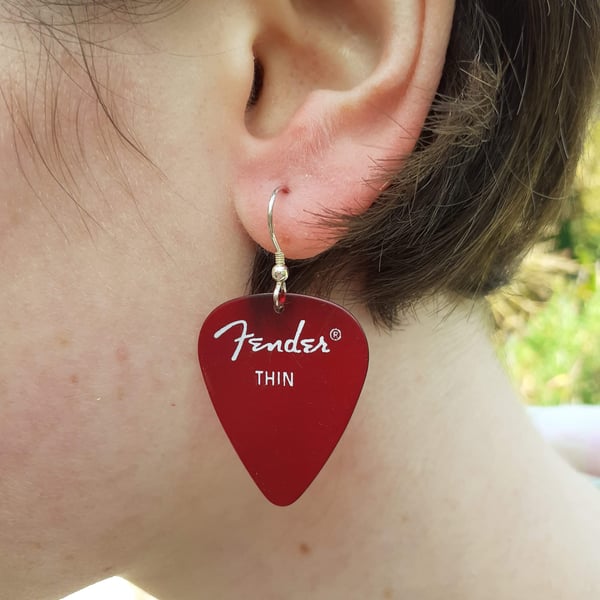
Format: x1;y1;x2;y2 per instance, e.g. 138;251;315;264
0;247;227;582
0;17;253;584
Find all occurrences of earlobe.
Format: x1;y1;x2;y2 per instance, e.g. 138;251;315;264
232;0;455;259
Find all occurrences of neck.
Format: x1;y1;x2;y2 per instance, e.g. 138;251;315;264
127;298;600;600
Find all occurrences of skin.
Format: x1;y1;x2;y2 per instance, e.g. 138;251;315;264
0;1;599;599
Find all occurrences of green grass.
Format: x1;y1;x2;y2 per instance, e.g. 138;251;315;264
499;275;600;405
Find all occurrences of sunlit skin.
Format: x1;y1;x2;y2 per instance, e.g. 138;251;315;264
1;1;599;599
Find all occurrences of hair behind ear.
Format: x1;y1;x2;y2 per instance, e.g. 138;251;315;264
250;0;600;327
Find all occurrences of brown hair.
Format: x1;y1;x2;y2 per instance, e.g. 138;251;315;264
250;0;600;326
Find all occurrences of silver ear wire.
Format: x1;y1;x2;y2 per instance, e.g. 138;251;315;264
268;186;290;313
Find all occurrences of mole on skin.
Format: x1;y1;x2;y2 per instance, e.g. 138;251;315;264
299;542;311;555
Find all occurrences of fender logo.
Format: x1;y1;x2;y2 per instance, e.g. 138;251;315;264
213;319;331;362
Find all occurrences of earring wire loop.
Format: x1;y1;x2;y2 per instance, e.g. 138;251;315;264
268;186;288;265
268;187;290;313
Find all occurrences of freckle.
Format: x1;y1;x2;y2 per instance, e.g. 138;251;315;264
116;345;129;363
58;336;71;347
299;542;311;555
102;565;114;573
153;374;164;391
64;553;75;562
117;387;124;401
171;403;176;407
33;541;43;550
69;374;79;384
383;588;394;599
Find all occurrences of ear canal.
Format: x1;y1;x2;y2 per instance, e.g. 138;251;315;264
233;0;455;260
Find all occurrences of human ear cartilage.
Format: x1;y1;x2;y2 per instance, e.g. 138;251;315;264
198;188;369;506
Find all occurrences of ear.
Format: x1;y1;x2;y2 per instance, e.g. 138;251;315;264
232;0;455;259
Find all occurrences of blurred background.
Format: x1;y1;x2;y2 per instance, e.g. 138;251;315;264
490;119;600;406
63;578;154;600
63;122;600;599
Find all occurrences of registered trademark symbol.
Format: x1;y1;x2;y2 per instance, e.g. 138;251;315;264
330;328;342;342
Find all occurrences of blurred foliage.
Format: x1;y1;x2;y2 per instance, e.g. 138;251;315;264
490;120;600;405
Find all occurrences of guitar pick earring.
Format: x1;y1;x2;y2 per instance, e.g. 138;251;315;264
198;186;369;506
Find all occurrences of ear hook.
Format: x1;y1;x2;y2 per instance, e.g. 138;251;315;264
268;186;290;313
268;186;289;260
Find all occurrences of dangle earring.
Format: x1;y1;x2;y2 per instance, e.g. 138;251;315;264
198;187;369;506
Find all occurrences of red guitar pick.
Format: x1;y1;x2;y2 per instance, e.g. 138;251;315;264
198;293;369;506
